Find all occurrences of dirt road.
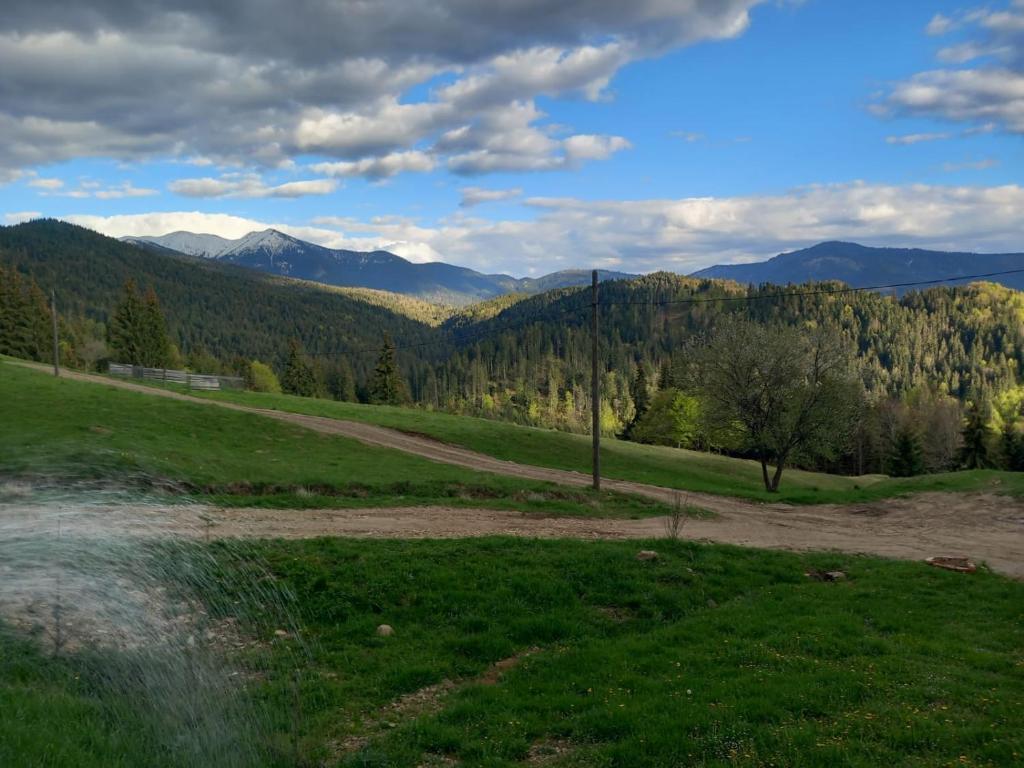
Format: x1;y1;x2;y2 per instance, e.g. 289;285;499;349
14;363;1024;576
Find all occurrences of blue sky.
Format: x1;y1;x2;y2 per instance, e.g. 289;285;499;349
1;0;1021;275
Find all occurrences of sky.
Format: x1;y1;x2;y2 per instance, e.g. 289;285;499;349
1;0;1022;277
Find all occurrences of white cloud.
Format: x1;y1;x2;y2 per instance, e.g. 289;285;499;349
94;182;159;199
290;182;1024;274
28;178;159;198
65;211;352;248
671;131;705;142
27;177;64;190
885;3;1024;134
942;158;999;171
885;132;951;145
926;14;955;36
168;174;338;198
0;0;763;178
311;151;436;180
3;211;41;224
64;182;1024;275
459;186;523;207
563;134;631;161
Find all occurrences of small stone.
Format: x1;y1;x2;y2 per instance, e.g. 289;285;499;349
273;629;289;638
376;624;394;637
825;571;847;581
706;598;718;609
636;550;659;561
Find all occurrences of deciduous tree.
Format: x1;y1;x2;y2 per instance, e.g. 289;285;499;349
690;320;858;492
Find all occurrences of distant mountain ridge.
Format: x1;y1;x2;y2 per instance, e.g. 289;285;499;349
125;229;635;305
692;241;1024;293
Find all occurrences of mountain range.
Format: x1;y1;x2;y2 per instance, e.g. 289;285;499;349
124;230;634;306
693;241;1024;293
125;232;1024;304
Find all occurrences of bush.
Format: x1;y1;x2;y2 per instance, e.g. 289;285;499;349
248;360;282;394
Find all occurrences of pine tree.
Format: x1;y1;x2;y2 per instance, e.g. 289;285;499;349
0;265;52;362
887;426;925;477
658;358;675;390
959;401;992;469
281;339;318;397
623;363;650;439
325;357;357;402
107;279;148;365
140;287;171;367
370;334;409;405
1001;422;1024;471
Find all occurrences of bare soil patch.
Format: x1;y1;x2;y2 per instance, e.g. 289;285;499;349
14;364;1024;578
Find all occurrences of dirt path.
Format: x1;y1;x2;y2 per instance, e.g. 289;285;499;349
13;363;1024;577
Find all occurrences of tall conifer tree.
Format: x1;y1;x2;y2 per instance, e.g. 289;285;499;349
370;334;409;405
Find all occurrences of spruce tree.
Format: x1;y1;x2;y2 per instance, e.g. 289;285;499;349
140;287;171;367
281;339;318;397
108;279;147;365
887;426;925;477
959;401;991;469
325;358;357;402
658;358;675;390
623;363;650;439
0;266;52;362
1001;422;1024;471
370;334;409;405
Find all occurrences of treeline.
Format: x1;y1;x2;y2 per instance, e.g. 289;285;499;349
8;219;1024;478
0;219;445;381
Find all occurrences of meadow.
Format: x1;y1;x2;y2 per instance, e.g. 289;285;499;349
189;386;1024;504
2;360;1023;767
0;362;672;519
3;538;1022;767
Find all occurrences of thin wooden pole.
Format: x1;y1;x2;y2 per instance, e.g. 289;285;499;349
591;270;600;490
50;289;59;377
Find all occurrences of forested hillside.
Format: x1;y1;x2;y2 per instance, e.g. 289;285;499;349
7;219;1024;476
0;220;447;381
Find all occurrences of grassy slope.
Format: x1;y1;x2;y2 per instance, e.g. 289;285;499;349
189;387;1024;504
0;362;671;518
0;630;177;768
6;539;1021;767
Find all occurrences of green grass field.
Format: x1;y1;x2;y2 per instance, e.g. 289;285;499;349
0;363;673;519
185;385;1024;504
4;539;1022;767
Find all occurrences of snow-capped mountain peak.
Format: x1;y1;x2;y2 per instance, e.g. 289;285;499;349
121;228;636;305
223;229;301;258
126;230;235;258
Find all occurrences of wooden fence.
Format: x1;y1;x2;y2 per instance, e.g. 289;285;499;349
108;363;245;391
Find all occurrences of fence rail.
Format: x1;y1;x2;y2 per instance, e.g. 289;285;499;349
108;363;244;391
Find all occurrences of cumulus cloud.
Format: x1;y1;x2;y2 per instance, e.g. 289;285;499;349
72;182;1024;276
29;178;159;198
3;211;41;224
459;186;523;207
93;182;159;199
311;151;436;180
884;2;1024;134
168;174;338;198
27;176;64;189
65;211;353;248
926;14;955;36
0;0;763;179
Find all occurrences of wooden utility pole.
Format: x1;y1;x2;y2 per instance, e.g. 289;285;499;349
591;270;600;490
51;289;59;377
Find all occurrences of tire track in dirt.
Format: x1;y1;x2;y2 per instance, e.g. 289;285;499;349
13;362;1024;577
